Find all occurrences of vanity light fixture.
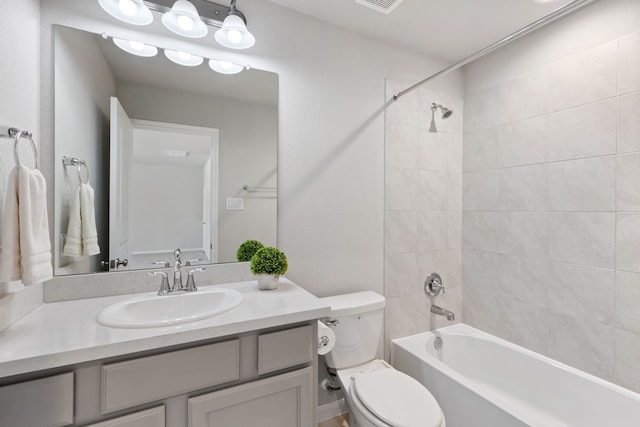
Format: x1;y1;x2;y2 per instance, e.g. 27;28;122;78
164;49;204;66
215;0;256;49
208;58;246;74
98;0;256;49
98;0;153;25
161;0;208;38
113;37;159;57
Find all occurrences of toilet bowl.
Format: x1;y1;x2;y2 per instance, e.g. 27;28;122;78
320;292;445;427
335;359;445;427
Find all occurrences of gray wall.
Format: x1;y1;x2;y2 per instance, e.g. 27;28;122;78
462;0;640;393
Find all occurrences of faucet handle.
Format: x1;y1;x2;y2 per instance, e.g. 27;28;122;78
148;271;170;296
424;273;444;297
185;268;207;292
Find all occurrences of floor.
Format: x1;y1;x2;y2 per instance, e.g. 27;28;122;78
318;413;350;427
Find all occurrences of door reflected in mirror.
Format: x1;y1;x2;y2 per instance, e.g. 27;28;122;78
53;25;278;276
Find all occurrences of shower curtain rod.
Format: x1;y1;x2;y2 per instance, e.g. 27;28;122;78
393;0;597;101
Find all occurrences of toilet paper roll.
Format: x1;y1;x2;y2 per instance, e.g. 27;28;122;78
317;320;336;355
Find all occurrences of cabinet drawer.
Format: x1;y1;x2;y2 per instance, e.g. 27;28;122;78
188;366;313;427
0;372;74;427
102;339;239;413
87;406;165;427
258;325;313;375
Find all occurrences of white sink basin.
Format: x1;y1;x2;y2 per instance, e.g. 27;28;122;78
97;288;243;328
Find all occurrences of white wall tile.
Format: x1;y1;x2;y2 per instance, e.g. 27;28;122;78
499;116;547;167
385;294;428;343
500;67;550;124
547;156;616;212
618;32;640;95
617;152;640;211
618;91;640;154
616;213;640;272
547;262;615;324
549;41;618;111
419;130;448;171
500;164;549;211
462;211;501;253
384;252;418;298
546;99;617;161
463;127;499;172
385;167;418;210
547;313;614;381
418;170;448;210
549;212;615;268
614;329;640;394
463;170;500;211
386;124;419;168
385;210;417;253
615;270;640;335
418;210;448;251
447;211;462;250
447;172;462;211
499;299;548;355
462;248;502;295
462;284;503;336
464;86;500;133
447;133;463;173
498;255;549;308
500;212;549;259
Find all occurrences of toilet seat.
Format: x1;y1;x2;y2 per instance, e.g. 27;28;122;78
352;369;443;427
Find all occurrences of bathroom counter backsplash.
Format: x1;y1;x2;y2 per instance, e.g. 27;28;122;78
0;278;330;379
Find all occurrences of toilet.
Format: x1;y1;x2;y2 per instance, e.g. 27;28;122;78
321;291;445;427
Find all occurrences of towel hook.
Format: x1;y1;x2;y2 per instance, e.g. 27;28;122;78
13;129;39;170
77;162;90;184
62;156;90;184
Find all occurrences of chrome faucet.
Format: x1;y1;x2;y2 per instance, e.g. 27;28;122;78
173;248;184;291
431;304;455;321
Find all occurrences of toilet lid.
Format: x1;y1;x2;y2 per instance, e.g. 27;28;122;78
353;369;443;427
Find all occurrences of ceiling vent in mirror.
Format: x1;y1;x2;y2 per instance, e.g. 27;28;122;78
355;0;405;14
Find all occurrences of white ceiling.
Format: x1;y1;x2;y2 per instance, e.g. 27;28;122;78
267;0;574;63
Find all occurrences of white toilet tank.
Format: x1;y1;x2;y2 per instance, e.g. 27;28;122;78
320;291;385;370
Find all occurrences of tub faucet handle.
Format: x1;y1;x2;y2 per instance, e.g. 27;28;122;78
425;273;444;297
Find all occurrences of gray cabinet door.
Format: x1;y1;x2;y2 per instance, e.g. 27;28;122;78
188;367;313;427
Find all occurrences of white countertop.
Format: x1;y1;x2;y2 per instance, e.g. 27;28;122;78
0;278;330;379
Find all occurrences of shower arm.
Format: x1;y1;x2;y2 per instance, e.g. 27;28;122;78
393;0;597;101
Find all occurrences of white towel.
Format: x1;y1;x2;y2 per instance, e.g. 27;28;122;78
80;183;100;256
0;168;21;282
62;186;82;257
0;166;53;286
63;182;100;257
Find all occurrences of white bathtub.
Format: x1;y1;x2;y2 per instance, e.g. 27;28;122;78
391;324;640;427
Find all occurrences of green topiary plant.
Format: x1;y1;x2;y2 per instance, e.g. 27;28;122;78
236;240;265;262
250;247;288;276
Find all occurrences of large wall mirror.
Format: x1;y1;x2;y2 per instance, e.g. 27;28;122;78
53;25;278;276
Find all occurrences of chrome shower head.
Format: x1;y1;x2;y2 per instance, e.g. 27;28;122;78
431;103;453;119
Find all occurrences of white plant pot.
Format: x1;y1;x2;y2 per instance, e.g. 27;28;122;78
257;274;279;290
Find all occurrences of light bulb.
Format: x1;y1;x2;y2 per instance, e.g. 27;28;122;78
129;40;145;51
219;60;233;70
177;14;194;31
178;51;191;60
118;0;138;16
227;29;243;44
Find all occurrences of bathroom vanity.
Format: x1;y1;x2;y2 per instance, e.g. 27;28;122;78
0;279;329;426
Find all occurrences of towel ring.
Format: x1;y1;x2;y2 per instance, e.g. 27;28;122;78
78;162;90;184
13;129;39;170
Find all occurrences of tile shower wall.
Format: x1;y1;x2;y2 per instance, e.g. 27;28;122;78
462;31;640;392
384;80;463;357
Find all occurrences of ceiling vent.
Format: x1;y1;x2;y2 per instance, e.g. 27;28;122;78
355;0;405;14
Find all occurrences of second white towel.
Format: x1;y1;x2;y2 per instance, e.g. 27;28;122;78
63;182;100;257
